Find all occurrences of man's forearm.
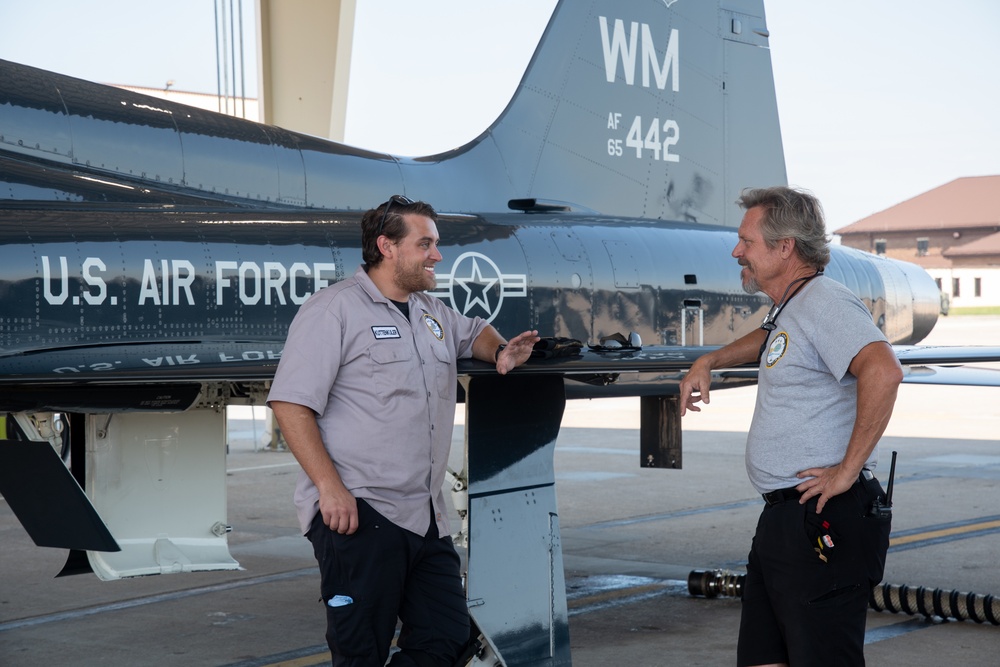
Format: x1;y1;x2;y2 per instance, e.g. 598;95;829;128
680;327;768;414
471;325;506;364
698;328;769;371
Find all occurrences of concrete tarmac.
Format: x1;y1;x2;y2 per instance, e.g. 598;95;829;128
2;316;999;665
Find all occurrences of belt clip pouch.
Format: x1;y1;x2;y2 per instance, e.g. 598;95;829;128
857;474;891;586
858;473;886;514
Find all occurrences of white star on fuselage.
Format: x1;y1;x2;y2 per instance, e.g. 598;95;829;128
455;257;498;316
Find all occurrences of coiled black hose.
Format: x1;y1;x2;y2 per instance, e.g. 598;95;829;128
688;570;1000;625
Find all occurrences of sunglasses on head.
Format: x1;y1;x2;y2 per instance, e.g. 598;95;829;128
376;195;414;237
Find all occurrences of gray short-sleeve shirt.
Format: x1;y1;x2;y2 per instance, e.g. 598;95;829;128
267;266;488;536
746;277;889;493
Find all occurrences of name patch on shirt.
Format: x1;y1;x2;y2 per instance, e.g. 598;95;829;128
423;314;445;341
372;325;401;339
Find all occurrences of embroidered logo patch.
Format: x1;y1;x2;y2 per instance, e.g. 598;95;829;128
423;314;444;341
766;332;788;367
372;325;400;339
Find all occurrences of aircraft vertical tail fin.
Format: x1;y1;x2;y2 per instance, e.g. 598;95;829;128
0;0;786;223
421;0;786;225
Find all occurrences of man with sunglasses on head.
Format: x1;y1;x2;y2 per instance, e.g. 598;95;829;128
268;196;539;666
679;186;902;667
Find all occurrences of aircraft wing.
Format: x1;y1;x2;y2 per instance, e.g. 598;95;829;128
0;342;710;383
0;342;284;384
900;365;1000;386
894;345;1000;366
4;341;998;390
893;345;1000;387
519;344;1000;390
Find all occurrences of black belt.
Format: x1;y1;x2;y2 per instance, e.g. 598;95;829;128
762;486;802;506
762;471;874;507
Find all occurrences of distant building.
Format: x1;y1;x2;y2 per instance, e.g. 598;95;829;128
836;176;1000;309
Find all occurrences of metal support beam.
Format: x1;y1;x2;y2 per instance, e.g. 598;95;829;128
464;374;571;666
639;395;682;469
256;0;355;140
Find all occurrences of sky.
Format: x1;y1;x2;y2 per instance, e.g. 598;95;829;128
1;0;998;231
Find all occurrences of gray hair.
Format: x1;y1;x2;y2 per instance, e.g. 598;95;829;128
737;186;830;270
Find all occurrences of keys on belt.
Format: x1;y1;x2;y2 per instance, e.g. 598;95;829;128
761;485;836;563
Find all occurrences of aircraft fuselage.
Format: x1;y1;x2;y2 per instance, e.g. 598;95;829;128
0;206;940;407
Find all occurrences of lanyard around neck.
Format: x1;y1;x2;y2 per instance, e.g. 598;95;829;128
760;270;823;332
756;271;823;362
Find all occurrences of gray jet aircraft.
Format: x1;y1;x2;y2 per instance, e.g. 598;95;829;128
1;1;998;664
